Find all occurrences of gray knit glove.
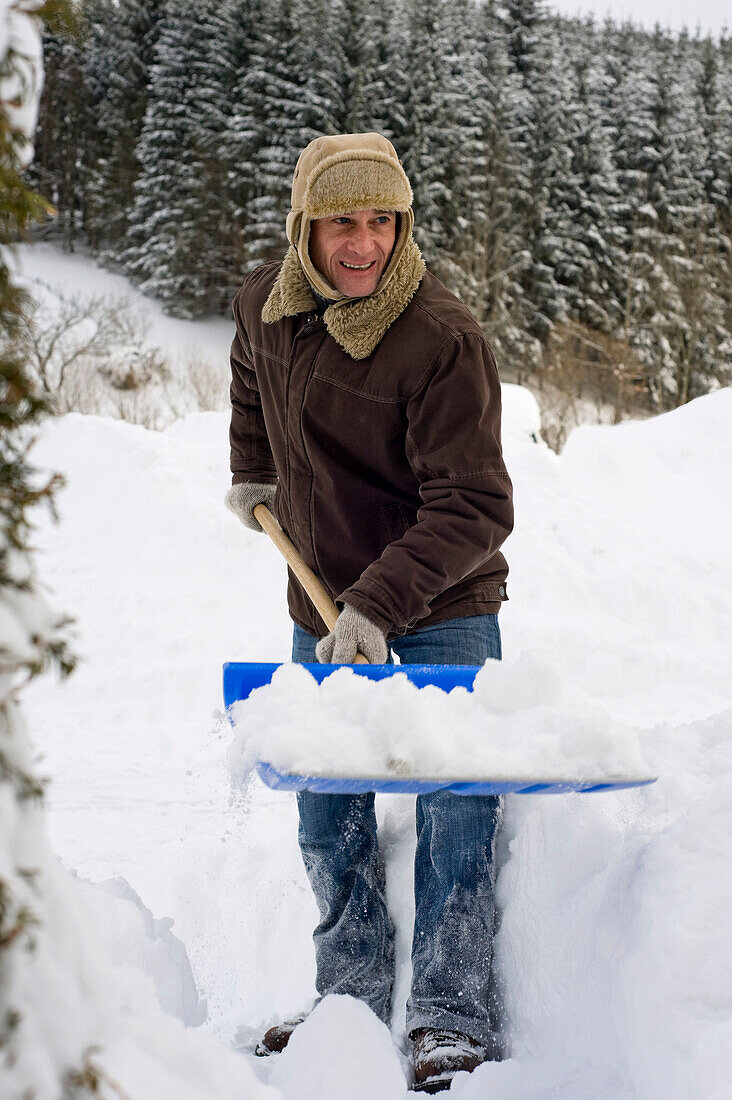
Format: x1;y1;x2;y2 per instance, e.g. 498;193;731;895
225;482;277;532
315;603;389;664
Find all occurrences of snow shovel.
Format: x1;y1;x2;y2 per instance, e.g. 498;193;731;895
223;505;656;796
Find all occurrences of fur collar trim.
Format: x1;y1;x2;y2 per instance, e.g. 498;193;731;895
261;237;426;360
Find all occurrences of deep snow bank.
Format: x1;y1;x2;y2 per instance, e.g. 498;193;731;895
0;847;277;1099
484;707;732;1100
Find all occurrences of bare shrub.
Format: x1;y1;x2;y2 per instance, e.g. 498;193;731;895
1;284;168;398
535;321;654;451
182;350;229;412
54;360;117;417
98;341;167;392
537;385;586;454
107;387;165;430
2;283;231;431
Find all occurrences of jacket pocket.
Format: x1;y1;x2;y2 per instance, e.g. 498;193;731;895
380;502;412;544
475;579;509;602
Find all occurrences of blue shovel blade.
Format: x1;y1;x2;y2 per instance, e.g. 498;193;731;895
223;660;478;708
223;661;657;796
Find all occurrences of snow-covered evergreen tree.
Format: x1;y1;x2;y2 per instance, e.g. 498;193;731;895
501;0;568;345
293;0;342;153
0;2;85;1091
123;0;233;315
605;26;729;407
695;35;732;225
231;0;339;273
82;0;165;259
392;0;456;278
222;0;269;286
693;33;732;393
469;0;539;370
601;23;670;396
656;31;731;405
330;0;372;131
31;12;88;250
333;0;394;135
193;0;242;304
551;18;625;333
432;0;487;300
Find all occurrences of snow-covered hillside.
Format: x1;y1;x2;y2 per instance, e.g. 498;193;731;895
11;242;234;365
19;386;732;1098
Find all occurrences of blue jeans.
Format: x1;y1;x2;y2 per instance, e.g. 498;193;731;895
293;614;502;1053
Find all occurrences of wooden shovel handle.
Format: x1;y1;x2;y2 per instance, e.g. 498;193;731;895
253;503;368;663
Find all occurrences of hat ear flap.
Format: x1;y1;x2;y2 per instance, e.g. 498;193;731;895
286;210;302;247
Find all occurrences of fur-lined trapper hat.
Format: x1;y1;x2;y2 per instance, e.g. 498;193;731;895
262;132;426;359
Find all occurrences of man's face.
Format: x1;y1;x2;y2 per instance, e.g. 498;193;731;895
308;209;397;297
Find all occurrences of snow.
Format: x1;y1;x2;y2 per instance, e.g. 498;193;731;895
0;0;43;159
492;709;732;1100
79;875;207;1026
268;996;408;1099
13;315;732;1096
228;657;652;784
0;808;275;1099
10;243;234;366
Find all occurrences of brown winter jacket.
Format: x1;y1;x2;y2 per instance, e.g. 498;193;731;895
229;261;513;640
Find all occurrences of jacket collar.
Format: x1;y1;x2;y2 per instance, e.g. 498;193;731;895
261;237;426;360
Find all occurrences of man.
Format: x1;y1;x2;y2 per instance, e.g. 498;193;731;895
226;133;513;1093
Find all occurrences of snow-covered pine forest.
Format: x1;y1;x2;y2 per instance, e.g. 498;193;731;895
33;0;732;422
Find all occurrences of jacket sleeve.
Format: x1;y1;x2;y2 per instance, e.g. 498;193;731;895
229;285;278;486
339;331;514;633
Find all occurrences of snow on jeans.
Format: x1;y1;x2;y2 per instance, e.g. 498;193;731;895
293;613;503;1054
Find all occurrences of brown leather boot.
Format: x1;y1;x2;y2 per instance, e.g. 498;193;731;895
411;1028;487;1092
254;1014;308;1057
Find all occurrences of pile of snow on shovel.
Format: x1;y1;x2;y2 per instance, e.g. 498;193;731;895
227;651;651;784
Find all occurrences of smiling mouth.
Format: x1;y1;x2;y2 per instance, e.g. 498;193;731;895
340;261;375;271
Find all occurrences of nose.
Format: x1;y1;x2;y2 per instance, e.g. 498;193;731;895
348;223;376;256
